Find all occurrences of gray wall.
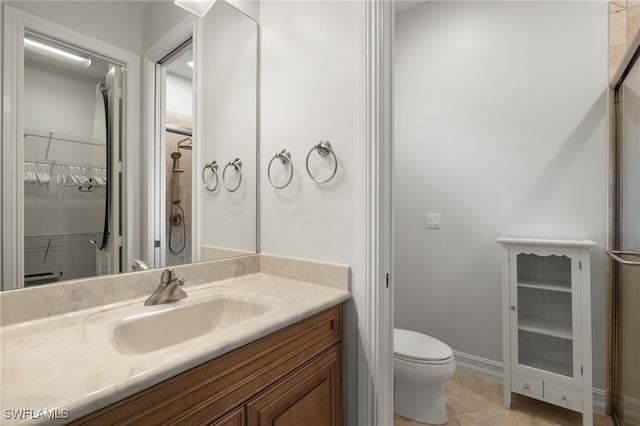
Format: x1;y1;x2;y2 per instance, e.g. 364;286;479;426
394;1;609;390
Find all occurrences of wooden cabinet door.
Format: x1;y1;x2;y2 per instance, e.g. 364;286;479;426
247;345;342;426
211;407;245;426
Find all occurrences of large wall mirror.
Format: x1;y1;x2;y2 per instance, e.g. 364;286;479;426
1;0;259;290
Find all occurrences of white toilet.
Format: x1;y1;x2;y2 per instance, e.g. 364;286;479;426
394;328;456;425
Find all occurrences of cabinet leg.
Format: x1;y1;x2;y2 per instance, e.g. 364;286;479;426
583;412;593;426
503;386;511;409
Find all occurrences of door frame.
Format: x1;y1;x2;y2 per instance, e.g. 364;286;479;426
141;15;195;268
1;5;140;288
609;39;640;423
363;0;394;424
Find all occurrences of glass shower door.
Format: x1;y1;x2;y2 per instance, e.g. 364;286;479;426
612;50;640;426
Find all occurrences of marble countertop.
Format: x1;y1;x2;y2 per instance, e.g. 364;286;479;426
0;273;350;424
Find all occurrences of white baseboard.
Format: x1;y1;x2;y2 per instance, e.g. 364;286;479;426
453;350;607;414
621;396;640;424
453;350;503;383
593;388;606;414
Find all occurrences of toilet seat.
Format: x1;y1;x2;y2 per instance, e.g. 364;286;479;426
394;328;456;424
394;329;454;364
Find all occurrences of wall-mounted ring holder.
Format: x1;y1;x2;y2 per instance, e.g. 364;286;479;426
305;140;338;184
223;158;243;192
268;149;294;189
202;160;219;192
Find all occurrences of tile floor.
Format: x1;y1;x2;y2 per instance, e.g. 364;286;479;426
394;371;615;426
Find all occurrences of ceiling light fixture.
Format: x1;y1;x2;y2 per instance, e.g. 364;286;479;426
174;0;217;18
24;37;91;67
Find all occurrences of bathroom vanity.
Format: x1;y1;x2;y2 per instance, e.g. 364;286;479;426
72;305;342;425
0;255;350;425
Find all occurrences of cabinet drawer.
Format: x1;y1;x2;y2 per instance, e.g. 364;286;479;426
545;382;582;412
511;372;543;399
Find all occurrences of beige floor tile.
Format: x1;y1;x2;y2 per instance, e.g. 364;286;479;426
509;394;583;426
456;408;558;426
594;412;616;426
610;8;628;47
394;372;616;426
443;371;504;413
628;6;640;44
394;412;460;426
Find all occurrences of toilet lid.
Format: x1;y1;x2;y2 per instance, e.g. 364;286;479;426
394;329;453;362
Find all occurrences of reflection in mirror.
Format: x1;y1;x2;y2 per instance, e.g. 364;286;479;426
1;1;259;291
23;34;124;286
198;0;258;261
162;42;194;267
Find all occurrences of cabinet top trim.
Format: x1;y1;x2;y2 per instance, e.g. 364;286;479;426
496;237;596;249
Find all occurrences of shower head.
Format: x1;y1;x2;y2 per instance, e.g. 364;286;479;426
177;137;193;151
170;151;182;160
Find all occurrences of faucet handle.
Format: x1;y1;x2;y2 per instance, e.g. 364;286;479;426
160;268;174;283
174;277;185;286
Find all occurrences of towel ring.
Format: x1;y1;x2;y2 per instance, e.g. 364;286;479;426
268;149;294;189
306;140;337;184
202;161;219;192
223;158;243;192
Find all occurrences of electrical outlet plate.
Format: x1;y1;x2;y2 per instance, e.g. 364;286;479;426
425;213;441;229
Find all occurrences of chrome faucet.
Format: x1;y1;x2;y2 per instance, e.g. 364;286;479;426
130;257;151;271
144;268;187;306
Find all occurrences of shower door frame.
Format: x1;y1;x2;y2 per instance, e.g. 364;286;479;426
1;6;140;288
610;34;640;426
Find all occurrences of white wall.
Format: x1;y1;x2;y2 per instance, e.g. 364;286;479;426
23;61;102;141
5;1;145;55
259;2;365;424
142;0;190;52
166;73;193;118
226;0;260;23
394;1;609;391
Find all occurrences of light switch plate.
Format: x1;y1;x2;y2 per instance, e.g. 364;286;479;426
425;213;441;229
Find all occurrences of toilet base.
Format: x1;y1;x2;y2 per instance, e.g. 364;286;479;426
394;379;448;425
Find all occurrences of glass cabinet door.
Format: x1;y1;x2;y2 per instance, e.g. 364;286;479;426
511;252;577;380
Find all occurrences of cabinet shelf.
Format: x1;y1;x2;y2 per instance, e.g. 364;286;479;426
517;278;572;293
518;353;573;378
518;315;572;340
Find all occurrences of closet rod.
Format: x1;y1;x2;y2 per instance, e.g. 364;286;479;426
25;232;102;239
24;158;106;169
166;124;192;136
24;130;106;148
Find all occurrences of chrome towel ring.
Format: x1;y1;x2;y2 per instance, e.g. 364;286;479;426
306;140;337;184
202;161;219;192
223;158;243;192
268;149;294;189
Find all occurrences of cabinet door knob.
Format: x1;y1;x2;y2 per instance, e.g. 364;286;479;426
561;395;567;400
523;383;530;390
510;305;516;310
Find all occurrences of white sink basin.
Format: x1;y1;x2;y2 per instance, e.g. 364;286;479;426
84;286;289;355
